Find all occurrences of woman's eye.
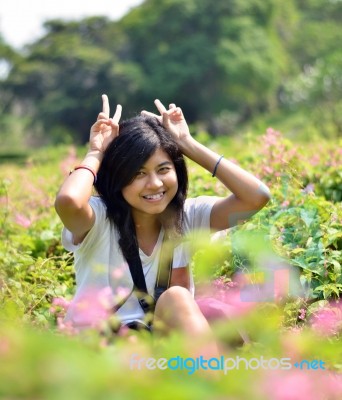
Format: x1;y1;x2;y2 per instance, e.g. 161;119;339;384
159;167;170;174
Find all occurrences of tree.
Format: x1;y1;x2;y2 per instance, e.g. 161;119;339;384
3;17;144;143
279;0;342;137
2;0;341;143
120;0;289;132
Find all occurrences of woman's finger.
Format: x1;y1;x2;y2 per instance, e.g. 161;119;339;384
141;110;162;120
162;111;171;129
102;94;110;117
112;104;122;124
97;112;108;120
169;103;176;109
166;106;182;117
154;99;167;115
91;118;111;130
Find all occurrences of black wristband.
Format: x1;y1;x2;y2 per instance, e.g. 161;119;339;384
212;155;224;177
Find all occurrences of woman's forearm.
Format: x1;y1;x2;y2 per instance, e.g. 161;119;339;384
55;150;103;211
179;137;271;207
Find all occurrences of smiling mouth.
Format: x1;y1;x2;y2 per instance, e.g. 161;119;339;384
142;192;165;200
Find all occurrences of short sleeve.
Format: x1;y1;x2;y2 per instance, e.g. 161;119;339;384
61;196;107;252
172;242;189;269
184;196;220;232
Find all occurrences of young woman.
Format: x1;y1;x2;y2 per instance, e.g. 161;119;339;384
55;94;270;341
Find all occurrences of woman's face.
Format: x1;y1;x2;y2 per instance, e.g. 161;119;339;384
121;148;178;220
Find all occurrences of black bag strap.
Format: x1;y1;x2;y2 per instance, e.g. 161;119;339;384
127;233;173;314
126;252;153;313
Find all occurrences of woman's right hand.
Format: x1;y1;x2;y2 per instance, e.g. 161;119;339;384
89;94;122;153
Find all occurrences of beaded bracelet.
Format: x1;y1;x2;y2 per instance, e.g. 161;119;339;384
212;155;224;177
70;165;97;184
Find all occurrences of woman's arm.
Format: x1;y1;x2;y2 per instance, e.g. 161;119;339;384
170;267;190;289
142;100;271;231
179;136;270;231
54;95;122;243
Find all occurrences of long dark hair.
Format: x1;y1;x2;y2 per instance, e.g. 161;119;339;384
95;115;188;262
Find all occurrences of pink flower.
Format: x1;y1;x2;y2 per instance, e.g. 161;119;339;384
326;373;342;397
260;370;342;400
281;200;290;208
262;370;316;400
272;268;292;301
52;297;70;309
298;308;306;320
302;183;315;194
112;265;126;280
59;146;78;175
50;297;70;318
14;213;31;228
264;127;282;147
310;303;342;337
67;287;114;329
56;318;79;336
212;277;237;290
262;165;274;174
310;154;320;166
116;286;131;300
196;281;257;321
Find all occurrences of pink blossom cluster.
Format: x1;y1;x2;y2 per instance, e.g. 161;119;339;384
50;287;116;334
49;297;78;335
196;278;257;321
260;369;342;400
14;213;32;228
212;276;238;290
258;127;299;180
298;308;306;321
310;302;342;337
59;146;79;176
6;173;52;228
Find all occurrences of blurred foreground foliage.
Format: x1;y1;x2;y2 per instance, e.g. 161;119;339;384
0;131;341;398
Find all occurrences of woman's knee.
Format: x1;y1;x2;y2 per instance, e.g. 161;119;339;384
154;286;212;336
154;286;201;319
156;286;192;309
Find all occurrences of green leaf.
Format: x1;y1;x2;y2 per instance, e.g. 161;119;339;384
291;248;306;254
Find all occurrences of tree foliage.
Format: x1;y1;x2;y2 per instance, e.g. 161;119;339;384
0;0;341;144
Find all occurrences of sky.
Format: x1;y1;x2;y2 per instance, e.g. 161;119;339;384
0;0;144;49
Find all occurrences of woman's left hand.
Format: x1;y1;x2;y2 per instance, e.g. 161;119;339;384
141;99;192;145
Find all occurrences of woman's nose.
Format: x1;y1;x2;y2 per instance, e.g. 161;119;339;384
146;173;163;188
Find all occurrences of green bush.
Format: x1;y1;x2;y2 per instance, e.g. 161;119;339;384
0;129;341;399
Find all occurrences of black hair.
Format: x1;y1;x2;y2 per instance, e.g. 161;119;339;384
95;115;188;261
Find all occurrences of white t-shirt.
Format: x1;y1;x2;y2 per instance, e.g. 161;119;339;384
62;195;218;327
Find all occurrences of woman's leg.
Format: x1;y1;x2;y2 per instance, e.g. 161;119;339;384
153;286;219;357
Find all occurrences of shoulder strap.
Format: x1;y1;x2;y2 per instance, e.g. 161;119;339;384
154;237;173;302
126;233;173;313
127;252;154;313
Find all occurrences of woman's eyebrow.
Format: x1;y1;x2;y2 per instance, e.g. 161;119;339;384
139;161;173;171
158;161;173;167
139;161;173;170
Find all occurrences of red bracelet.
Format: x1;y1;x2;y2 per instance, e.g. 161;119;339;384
70;165;97;183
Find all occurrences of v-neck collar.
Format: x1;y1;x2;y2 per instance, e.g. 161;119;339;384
139;227;165;262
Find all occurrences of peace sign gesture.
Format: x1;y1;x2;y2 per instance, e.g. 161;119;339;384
141;99;191;146
89;94;122;153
